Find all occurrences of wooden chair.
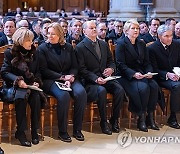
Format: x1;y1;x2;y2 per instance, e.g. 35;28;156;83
108;40;116;60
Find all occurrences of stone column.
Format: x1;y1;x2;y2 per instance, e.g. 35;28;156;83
151;0;179;21
108;0;144;21
0;0;3;15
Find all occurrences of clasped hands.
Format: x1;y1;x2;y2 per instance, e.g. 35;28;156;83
59;74;75;88
133;72;153;79
167;72;179;81
96;68;114;85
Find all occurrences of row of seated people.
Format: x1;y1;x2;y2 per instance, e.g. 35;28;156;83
0;18;180;149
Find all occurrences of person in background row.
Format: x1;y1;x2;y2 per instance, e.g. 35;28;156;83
107;20;124;44
141;18;160;44
139;21;149;38
66;19;83;45
148;25;180;129
165;18;176;32
1;27;47;147
58;19;69;39
76;20;125;135
173;22;180;39
38;22;87;142
116;19;159;132
96;22;108;42
16;19;29;29
26;7;36;17
36;19;51;45
0;17;16;47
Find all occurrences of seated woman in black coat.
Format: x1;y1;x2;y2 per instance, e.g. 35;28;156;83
1;27;46;147
38;22;87;142
115;19;159;132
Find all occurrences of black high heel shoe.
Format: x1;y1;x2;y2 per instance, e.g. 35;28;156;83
15;131;32;147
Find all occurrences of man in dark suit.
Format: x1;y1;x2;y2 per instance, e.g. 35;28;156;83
141;18;160;44
76;20;125;135
0;17;16;47
148;24;180;129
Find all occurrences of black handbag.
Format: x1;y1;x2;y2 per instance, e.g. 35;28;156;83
0;85;30;104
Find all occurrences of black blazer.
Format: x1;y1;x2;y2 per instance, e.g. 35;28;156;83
76;37;115;84
115;36;153;80
141;32;156;44
148;39;180;81
0;34;8;47
38;42;78;93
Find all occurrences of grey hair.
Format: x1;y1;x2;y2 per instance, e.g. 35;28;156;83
157;24;172;35
82;20;96;29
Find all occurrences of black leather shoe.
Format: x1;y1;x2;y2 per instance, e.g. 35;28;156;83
137;114;148;132
109;119;120;133
58;132;72;143
15;131;32;147
167;120;180;129
100;121;112;135
0;147;4;154
32;131;39;145
146;113;159;130
73;130;84;141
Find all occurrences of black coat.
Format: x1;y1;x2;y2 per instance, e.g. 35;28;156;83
116;36;153;80
141;32;156;44
38;42;78;93
0;34;8;47
148;39;180;81
76;37;115;84
1;45;41;87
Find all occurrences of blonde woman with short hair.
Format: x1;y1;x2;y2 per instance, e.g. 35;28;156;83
1;27;47;147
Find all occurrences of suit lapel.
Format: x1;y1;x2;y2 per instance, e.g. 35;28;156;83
156;40;169;57
48;43;63;70
124;37;138;59
83;37;100;62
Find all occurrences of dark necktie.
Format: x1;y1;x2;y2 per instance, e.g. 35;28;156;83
152;36;157;41
93;41;101;59
165;45;170;54
9;39;13;44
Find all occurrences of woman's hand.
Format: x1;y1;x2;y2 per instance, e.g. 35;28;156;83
64;81;71;88
95;77;107;85
145;72;153;79
64;75;75;83
133;72;144;79
33;82;39;87
18;80;28;88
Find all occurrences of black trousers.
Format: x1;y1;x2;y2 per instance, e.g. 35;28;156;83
86;80;125;122
159;80;180;112
15;90;41;132
118;78;159;115
49;81;87;132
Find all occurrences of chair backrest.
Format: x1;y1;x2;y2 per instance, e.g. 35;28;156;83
0;45;13;86
71;40;76;49
108;39;116;59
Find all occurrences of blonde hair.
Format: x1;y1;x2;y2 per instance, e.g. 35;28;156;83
12;27;34;46
123;19;139;35
47;22;65;45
